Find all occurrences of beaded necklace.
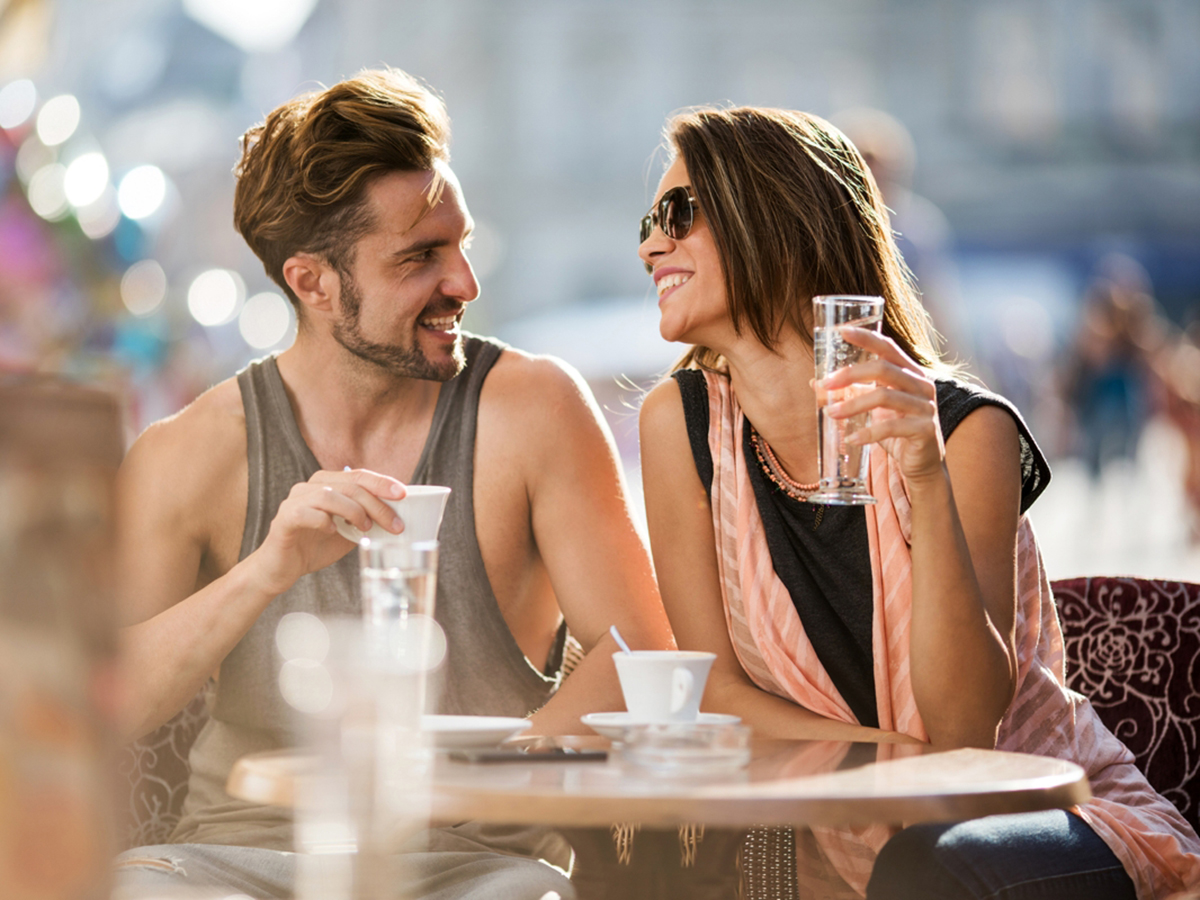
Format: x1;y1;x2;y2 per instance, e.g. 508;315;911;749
748;424;826;529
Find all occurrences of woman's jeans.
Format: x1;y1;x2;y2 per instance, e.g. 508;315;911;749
866;810;1136;900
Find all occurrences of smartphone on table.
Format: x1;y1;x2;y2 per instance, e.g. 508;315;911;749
449;746;608;764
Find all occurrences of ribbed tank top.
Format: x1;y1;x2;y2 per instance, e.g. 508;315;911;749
173;334;562;849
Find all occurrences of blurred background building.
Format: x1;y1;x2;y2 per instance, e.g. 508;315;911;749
2;0;1199;579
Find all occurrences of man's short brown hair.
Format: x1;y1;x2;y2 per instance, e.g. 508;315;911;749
233;68;450;307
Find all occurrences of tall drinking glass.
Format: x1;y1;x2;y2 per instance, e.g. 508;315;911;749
359;538;444;724
286;612;438;900
807;294;884;506
291;539;446;899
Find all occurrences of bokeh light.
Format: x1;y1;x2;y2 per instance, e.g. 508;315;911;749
120;260;168;316
0;79;37;129
1002;298;1056;361
35;94;81;146
117;165;168;220
76;186;122;240
63;152;110;208
278;658;333;715
275;612;329;663
26;163;69;220
187;268;244;326
183;0;319;54
15;135;54;183
238;292;292;349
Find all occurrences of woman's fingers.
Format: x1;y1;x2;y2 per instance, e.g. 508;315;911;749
825;385;935;422
836;326;916;369
818;330;945;475
844;413;937;448
822;357;935;398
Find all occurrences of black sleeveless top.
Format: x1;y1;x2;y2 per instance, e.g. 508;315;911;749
674;370;1051;728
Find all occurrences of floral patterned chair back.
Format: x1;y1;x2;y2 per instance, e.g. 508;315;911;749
115;637;591;851
118;685;211;848
1052;576;1200;831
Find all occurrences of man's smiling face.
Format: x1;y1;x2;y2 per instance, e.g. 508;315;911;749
330;161;480;381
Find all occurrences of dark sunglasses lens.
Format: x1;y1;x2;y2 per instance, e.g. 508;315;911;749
662;188;693;239
640;187;693;245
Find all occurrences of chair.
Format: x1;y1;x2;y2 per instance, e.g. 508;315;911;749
118;686;211;849
1052;576;1200;832
118;634;589;850
738;575;1200;898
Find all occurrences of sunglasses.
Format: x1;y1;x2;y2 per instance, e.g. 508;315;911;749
639;185;699;245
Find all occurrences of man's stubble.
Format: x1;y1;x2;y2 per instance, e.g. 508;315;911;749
330;268;466;383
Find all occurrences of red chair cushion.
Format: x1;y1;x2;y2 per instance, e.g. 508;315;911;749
1053;576;1200;832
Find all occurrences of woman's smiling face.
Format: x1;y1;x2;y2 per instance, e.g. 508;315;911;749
638;157;730;347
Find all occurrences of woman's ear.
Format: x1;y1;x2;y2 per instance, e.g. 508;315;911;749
282;254;336;315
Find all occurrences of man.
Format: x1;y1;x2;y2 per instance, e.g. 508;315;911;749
113;68;673;899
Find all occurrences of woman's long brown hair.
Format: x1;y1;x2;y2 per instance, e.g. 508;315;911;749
663;106;944;373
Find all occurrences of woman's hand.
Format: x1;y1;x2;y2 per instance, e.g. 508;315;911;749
820;326;944;485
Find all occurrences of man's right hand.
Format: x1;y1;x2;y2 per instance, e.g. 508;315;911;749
248;468;408;597
115;386;413;740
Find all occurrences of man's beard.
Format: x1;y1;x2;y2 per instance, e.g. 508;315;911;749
331;270;465;382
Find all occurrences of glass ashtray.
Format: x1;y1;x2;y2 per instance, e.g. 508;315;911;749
618;722;752;775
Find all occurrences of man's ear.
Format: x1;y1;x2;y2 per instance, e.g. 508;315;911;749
282;254;337;315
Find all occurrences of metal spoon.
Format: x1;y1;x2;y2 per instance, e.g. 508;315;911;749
609;624;633;654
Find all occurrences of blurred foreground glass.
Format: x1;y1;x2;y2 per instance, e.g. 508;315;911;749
809;295;884;506
360;538;444;692
282;539;445;900
0;379;124;900
284;615;445;900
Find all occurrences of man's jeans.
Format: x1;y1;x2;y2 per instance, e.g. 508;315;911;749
866;810;1136;900
113;831;576;900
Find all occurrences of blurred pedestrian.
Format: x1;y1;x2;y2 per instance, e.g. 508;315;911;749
1062;254;1165;480
1159;324;1200;539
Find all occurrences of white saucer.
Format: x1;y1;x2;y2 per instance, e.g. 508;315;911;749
580;711;741;740
421;715;531;749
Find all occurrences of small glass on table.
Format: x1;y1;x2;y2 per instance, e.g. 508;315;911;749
359;538;445;726
807;294;884;506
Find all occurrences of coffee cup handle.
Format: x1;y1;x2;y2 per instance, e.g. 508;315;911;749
670;667;694;714
333;515;363;543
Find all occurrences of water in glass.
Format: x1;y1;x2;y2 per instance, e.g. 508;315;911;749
808;295;884;505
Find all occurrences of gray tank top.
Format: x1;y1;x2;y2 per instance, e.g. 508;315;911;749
173;334;563;849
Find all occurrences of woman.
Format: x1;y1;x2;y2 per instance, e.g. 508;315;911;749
637;106;1199;900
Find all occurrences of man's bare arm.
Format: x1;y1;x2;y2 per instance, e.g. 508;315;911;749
116;383;408;740
494;356;675;734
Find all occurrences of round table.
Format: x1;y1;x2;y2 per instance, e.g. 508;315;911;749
228;735;1090;828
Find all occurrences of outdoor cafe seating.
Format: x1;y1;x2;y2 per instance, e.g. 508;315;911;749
119;575;1200;896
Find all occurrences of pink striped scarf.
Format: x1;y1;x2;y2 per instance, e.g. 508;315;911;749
703;370;1200;899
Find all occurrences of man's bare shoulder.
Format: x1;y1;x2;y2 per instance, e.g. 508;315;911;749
482;346;596;424
120;376;247;516
476;346;616;498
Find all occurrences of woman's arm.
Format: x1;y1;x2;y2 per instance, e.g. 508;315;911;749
639;378;914;744
907;405;1022;748
828;330;1022;749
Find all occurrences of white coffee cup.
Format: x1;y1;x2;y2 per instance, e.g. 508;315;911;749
612;650;717;723
334;484;451;544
